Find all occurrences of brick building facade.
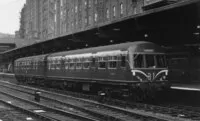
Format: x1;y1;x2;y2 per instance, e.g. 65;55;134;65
18;0;179;45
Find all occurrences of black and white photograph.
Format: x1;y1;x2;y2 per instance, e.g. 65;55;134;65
0;0;199;120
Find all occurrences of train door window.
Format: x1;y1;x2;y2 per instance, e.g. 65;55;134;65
121;55;126;68
56;59;61;70
47;60;51;70
83;57;91;69
50;60;54;70
69;59;75;69
32;61;34;70
64;58;69;70
24;61;26;70
145;55;156;68
33;61;35;70
98;57;107;69
76;58;82;69
35;61;38;70
27;61;29;70
16;62;18;71
51;60;55;70
21;62;23;70
134;54;145;68
91;57;96;67
108;56;118;69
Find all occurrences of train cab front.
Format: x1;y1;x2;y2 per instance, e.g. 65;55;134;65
128;45;170;94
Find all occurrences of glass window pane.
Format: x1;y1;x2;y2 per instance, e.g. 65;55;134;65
146;55;155;68
156;55;166;68
134;54;144;68
99;62;106;69
121;56;126;67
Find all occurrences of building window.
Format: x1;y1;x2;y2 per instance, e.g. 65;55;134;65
75;6;78;13
72;22;74;28
85;17;87;24
113;6;116;17
85;0;87;6
61;0;63;6
89;16;92;25
89;0;92;8
120;3;123;15
106;8;109;19
95;0;97;5
94;13;98;22
54;14;57;23
76;19;78;26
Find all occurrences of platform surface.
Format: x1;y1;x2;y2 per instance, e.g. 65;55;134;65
171;83;200;91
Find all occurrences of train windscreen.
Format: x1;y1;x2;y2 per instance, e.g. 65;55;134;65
134;54;166;68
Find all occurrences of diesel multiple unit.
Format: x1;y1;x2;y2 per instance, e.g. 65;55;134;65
14;41;169;100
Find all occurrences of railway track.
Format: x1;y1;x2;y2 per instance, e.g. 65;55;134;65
27;83;200;121
0;80;189;121
0;100;44;121
154;103;200;120
0;84;99;121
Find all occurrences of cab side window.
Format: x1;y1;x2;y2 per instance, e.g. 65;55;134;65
134;54;144;68
121;55;126;68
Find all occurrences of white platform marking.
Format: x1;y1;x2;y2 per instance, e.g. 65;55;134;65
33;110;45;113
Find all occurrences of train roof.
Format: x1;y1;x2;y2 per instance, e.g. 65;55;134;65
48;41;163;57
15;41;164;61
15;54;47;62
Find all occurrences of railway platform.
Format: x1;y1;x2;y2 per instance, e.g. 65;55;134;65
171;83;200;91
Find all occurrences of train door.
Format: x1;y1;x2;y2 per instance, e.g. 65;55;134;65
107;55;119;80
96;56;109;81
90;57;97;79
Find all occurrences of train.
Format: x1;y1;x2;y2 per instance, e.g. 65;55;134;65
14;41;170;100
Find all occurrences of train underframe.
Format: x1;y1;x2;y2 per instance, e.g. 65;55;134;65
15;75;170;101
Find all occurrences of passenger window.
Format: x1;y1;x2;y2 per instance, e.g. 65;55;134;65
69;59;75;69
134;54;144;68
108;56;117;69
83;58;91;69
56;59;61;70
98;57;106;69
76;58;82;69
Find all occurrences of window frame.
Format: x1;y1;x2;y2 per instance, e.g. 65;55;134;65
97;56;107;69
108;56;118;69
